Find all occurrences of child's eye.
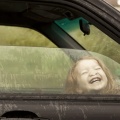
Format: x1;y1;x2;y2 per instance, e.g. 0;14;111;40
95;67;101;70
81;71;88;75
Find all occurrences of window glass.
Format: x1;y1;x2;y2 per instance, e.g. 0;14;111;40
0;47;119;95
0;21;119;95
55;18;120;64
0;26;57;47
0;47;72;93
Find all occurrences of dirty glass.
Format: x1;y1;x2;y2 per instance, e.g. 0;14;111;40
0;47;119;94
0;22;119;95
55;17;120;64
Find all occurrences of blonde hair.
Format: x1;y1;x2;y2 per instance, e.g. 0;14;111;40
65;56;116;94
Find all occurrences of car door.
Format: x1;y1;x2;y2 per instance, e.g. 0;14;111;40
0;0;120;120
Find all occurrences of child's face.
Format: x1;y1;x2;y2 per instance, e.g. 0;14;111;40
75;59;108;94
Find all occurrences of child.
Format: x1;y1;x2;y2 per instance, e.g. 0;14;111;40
65;56;118;94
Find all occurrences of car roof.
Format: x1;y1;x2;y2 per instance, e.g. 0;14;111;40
0;0;119;23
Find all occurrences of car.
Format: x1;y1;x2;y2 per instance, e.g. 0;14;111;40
0;0;120;120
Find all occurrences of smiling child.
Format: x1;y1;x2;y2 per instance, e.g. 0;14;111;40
65;56;117;94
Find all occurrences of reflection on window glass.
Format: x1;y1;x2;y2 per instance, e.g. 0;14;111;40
55;18;120;64
0;26;57;47
0;47;73;93
0;47;119;95
65;54;120;95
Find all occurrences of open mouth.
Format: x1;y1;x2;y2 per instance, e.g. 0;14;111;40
89;77;101;84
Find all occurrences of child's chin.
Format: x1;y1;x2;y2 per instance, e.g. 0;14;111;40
89;87;105;94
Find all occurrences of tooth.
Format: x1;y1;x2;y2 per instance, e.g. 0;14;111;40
90;78;101;84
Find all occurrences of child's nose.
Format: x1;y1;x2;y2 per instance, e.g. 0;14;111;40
89;69;97;76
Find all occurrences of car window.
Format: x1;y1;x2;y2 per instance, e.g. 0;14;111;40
0;19;119;95
0;46;119;94
55;17;120;64
0;47;72;94
0;26;57;47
